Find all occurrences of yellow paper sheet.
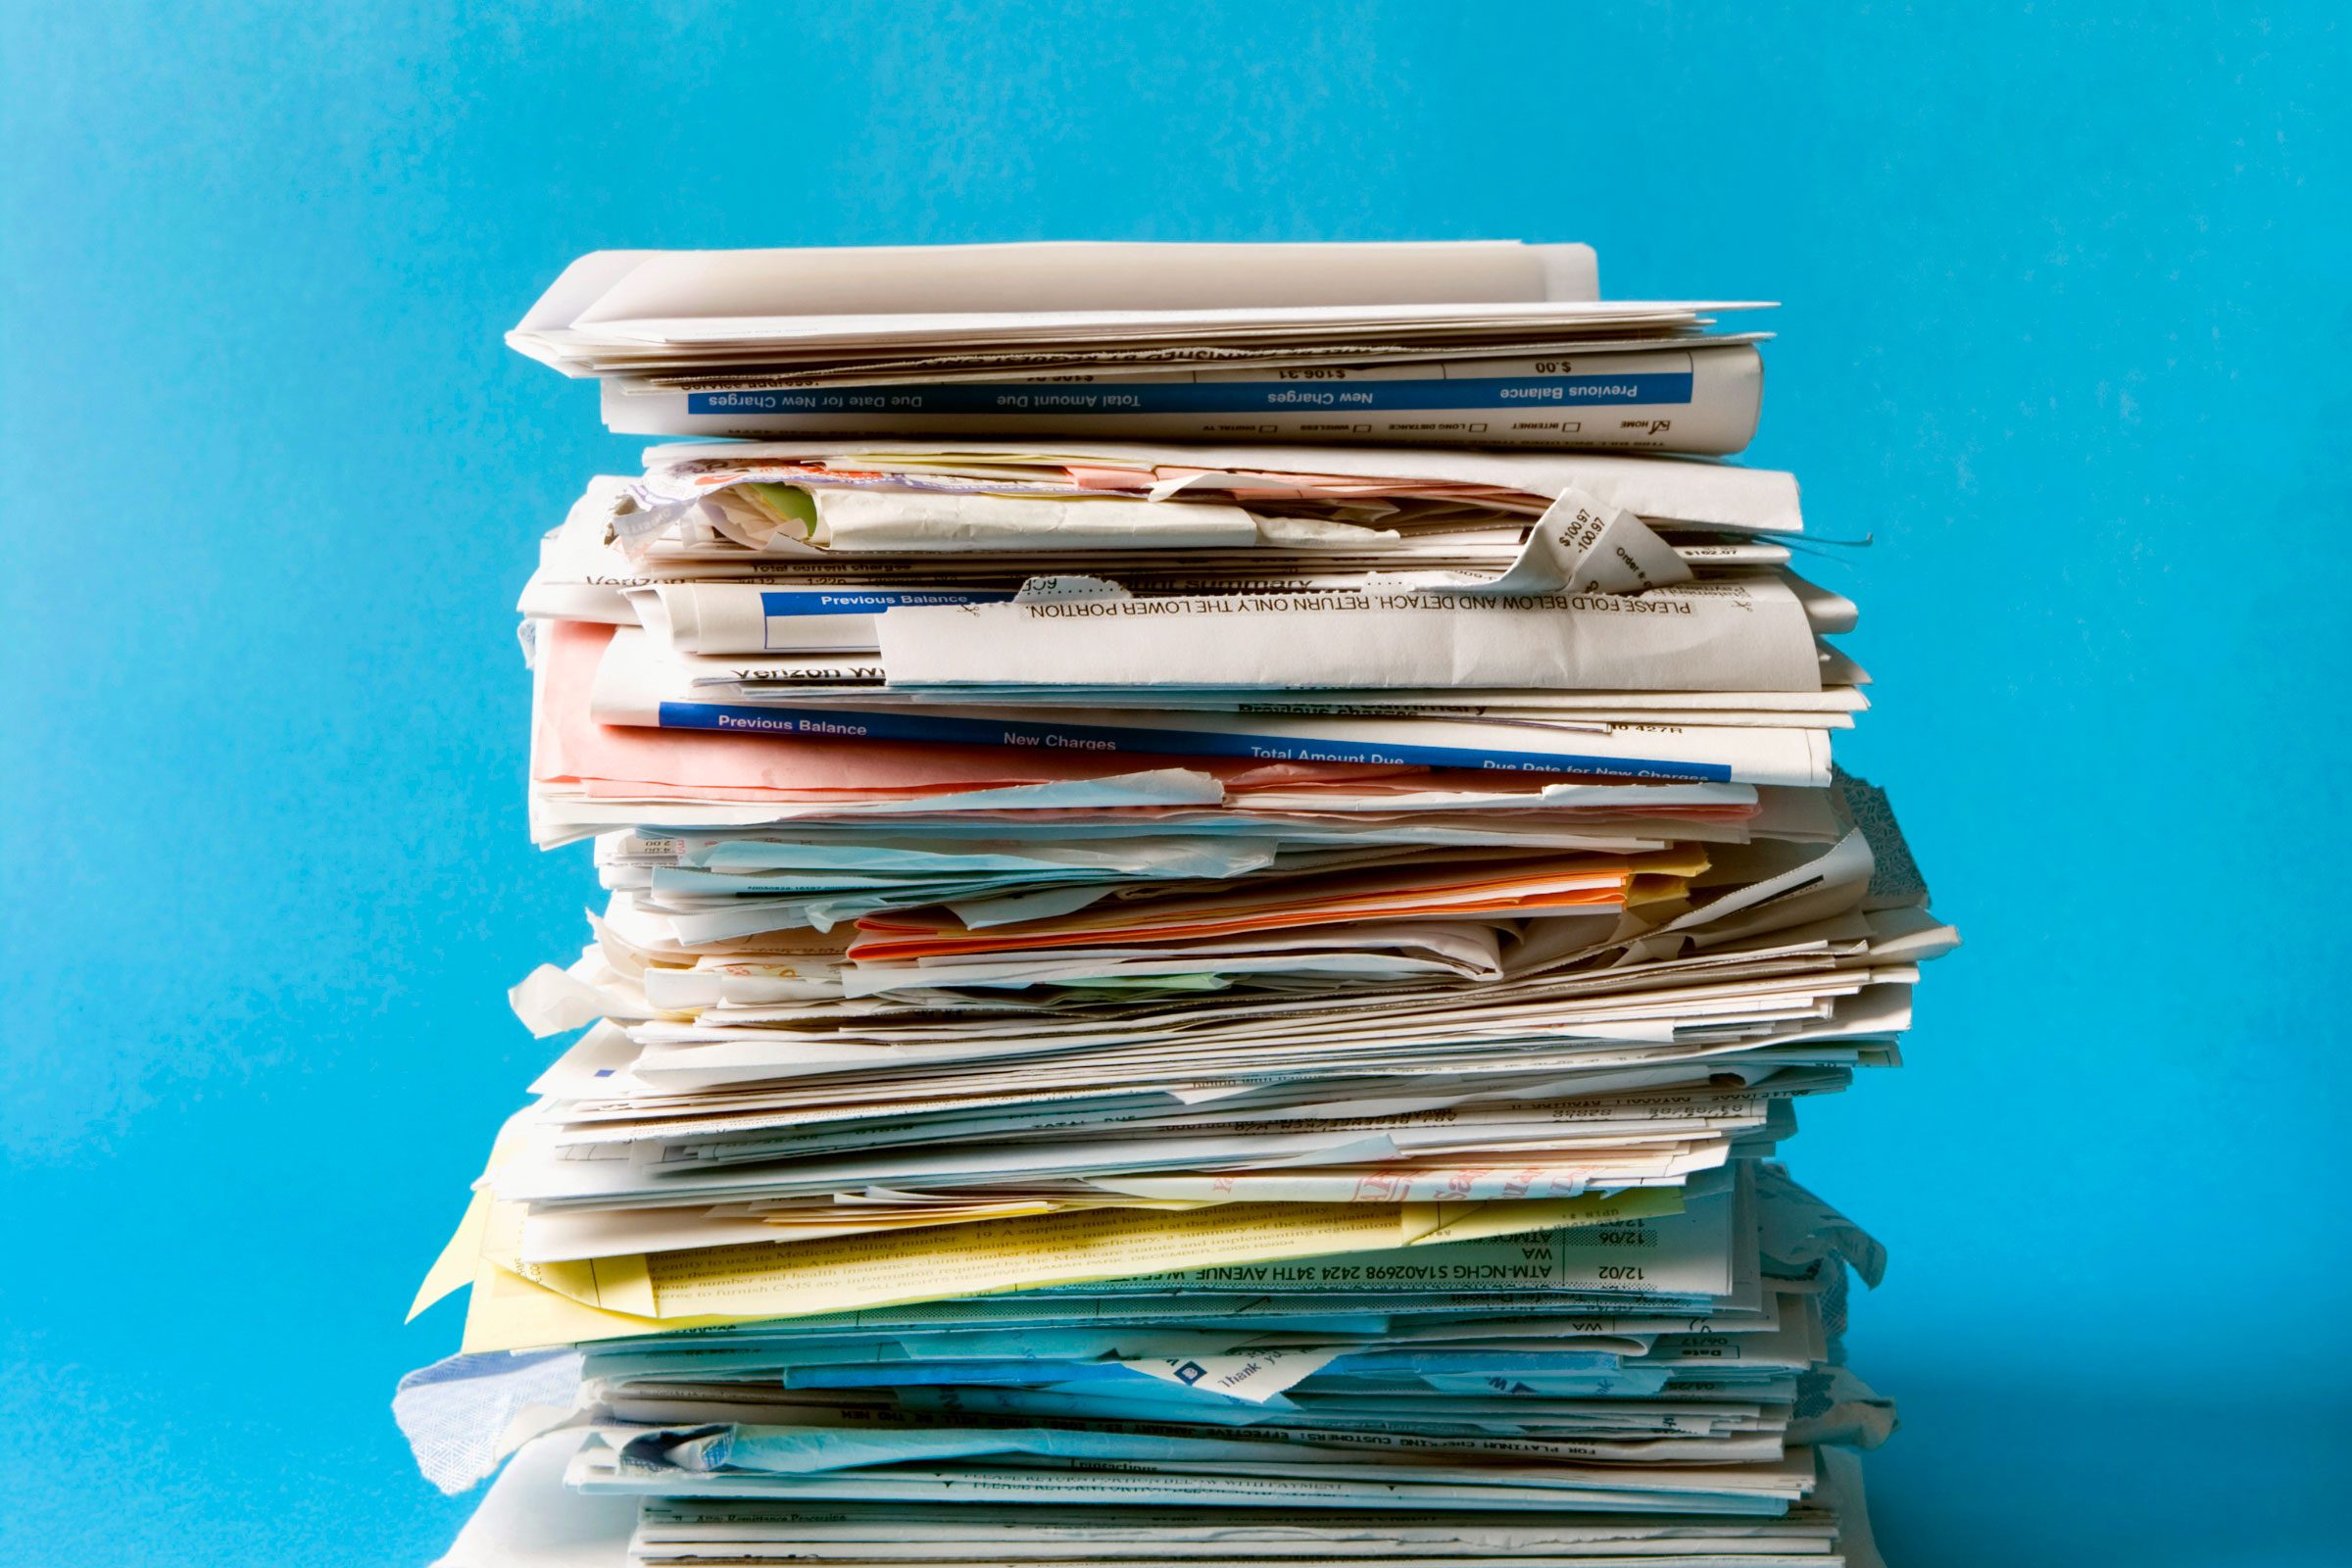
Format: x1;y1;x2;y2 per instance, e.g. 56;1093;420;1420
407;1187;492;1323
456;1187;1683;1353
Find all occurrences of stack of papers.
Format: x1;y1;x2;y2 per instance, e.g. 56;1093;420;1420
514;242;1768;452
402;242;1950;1568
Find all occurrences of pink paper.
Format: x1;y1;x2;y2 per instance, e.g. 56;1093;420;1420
534;620;1408;800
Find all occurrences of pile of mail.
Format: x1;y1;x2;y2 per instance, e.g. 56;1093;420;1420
510;240;1767;451
399;241;1950;1568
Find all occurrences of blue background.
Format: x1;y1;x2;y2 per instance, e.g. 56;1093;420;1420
4;3;2346;1563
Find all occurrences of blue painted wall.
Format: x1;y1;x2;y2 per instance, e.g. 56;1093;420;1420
4;4;2344;1562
